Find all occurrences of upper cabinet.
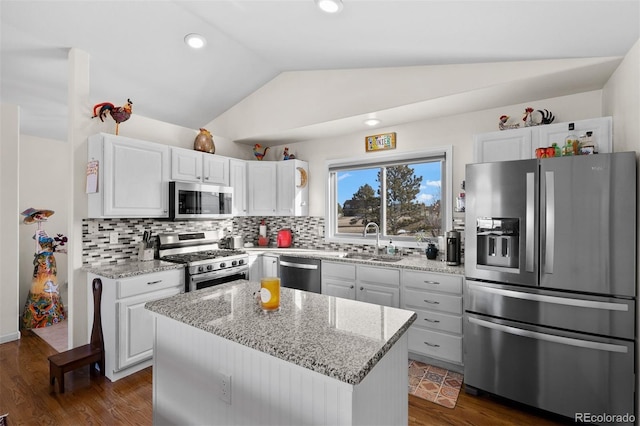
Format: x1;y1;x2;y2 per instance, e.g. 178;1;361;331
247;159;309;217
170;147;229;186
88;133;169;218
229;159;247;216
473;117;612;163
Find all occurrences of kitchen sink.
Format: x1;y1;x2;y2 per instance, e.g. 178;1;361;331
341;253;403;262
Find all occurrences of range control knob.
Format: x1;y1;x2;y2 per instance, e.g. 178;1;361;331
198;266;204;272
220;262;226;269
238;259;245;265
231;260;238;266
206;265;213;271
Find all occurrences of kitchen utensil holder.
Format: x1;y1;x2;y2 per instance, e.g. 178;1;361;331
138;243;154;261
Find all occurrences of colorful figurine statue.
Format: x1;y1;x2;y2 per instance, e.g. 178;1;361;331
20;208;66;329
91;98;133;135
253;144;270;161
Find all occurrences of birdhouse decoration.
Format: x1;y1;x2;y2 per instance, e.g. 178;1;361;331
91;98;133;135
253;144;270;161
194;128;215;154
20;208;67;329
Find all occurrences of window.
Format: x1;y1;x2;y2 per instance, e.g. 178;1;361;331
326;147;452;245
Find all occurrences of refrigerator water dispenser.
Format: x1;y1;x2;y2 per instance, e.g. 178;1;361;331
476;218;519;268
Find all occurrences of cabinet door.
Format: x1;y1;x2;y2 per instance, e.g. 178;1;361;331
322;278;356;300
357;282;399;307
104;136;169;217
247;254;261;281
247;162;277;216
276;161;295;215
203;155;229;185
229;159;247;216
171;147;202;182
536;117;612;155
473;128;532;163
117;286;181;370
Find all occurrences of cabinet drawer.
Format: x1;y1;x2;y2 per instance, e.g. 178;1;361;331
413;309;462;334
117;269;184;298
403;289;462;315
408;327;462;364
402;270;462;295
322;261;356;280
358;265;400;285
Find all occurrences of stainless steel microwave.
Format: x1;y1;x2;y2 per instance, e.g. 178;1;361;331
169;181;233;220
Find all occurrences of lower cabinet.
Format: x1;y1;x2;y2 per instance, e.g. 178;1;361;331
261;254;279;278
321;261;400;308
88;268;184;381
401;269;463;367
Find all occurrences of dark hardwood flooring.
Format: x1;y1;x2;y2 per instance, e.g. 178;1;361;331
1;332;572;425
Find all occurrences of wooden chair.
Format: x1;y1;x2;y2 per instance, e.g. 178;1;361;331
48;278;105;393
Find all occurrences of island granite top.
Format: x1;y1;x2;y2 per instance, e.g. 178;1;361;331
145;279;416;385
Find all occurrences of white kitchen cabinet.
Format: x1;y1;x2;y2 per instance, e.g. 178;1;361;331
170;146;230;185
247;161;277;216
276;159;309;216
321;261;400;308
229;158;248;216
261;254;279;278
401;269;463;366
473;117;613;163
87;268;184;381
88;133;169;218
247;254;260;280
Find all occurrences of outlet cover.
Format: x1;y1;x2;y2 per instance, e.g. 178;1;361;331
220;374;231;404
109;232;118;244
88;221;98;234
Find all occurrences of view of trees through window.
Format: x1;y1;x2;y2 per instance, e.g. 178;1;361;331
336;160;443;238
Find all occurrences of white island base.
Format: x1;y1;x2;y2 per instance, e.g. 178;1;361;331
152;314;409;425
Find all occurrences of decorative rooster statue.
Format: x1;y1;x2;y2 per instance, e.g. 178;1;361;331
253;144;270;161
498;115;520;131
283;147;296;160
92;98;133;135
522;107;534;127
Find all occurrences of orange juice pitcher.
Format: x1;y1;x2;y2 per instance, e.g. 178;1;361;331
260;277;280;311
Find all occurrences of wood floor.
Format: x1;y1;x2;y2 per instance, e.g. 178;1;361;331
1;332;573;425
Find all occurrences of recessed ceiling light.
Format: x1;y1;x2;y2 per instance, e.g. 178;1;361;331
184;33;206;49
315;0;343;14
364;118;381;126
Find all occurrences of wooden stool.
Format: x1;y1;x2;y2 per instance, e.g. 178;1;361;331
48;278;105;393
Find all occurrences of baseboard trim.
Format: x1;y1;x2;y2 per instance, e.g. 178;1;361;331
0;330;21;344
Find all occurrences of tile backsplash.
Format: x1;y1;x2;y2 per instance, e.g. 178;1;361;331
83;216;426;267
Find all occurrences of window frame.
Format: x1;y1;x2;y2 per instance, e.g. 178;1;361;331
325;145;453;247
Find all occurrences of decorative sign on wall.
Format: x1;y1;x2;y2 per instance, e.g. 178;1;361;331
365;132;396;152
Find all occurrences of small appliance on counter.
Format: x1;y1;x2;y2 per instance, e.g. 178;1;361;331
277;229;292;248
221;236;244;249
446;230;461;265
258;219;269;246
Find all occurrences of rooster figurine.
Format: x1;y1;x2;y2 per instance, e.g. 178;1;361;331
282;147;295;160
92;98;133;135
253;144;270;161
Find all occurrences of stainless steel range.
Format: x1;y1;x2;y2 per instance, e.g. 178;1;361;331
157;231;249;292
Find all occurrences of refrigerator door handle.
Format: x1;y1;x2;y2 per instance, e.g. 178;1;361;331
468;316;628;353
468;282;629;311
525;172;535;272
544;171;555;274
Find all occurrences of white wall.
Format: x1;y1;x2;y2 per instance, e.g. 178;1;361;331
0;104;21;343
270;90;603;217
18;135;69;316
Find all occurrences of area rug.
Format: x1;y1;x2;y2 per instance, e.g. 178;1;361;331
408;359;463;408
30;320;68;352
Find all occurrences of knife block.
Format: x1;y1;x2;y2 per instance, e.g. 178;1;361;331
138;243;154;261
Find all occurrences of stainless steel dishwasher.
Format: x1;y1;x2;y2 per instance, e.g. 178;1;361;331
278;256;321;293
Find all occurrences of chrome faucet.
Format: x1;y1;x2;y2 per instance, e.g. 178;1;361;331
363;222;381;254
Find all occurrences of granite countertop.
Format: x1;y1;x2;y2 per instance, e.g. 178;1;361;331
245;247;465;275
145;279;417;385
83;260;184;279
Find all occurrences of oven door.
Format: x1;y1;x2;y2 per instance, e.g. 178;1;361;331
188;266;248;292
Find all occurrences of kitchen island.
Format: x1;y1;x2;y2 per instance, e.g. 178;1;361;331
145;279;416;425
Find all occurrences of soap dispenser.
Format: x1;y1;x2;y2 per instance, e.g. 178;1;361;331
387;239;396;255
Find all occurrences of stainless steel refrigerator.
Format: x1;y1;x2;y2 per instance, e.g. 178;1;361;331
464;152;636;423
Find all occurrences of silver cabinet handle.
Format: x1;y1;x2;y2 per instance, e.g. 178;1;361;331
469;316;628;353
360;287;364;291
424;342;440;347
349;285;354;289
147;280;162;285
424;318;441;323
424;280;439;285
423;299;440;304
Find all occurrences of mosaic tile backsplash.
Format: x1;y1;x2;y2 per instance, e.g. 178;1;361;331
82;216;427;267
